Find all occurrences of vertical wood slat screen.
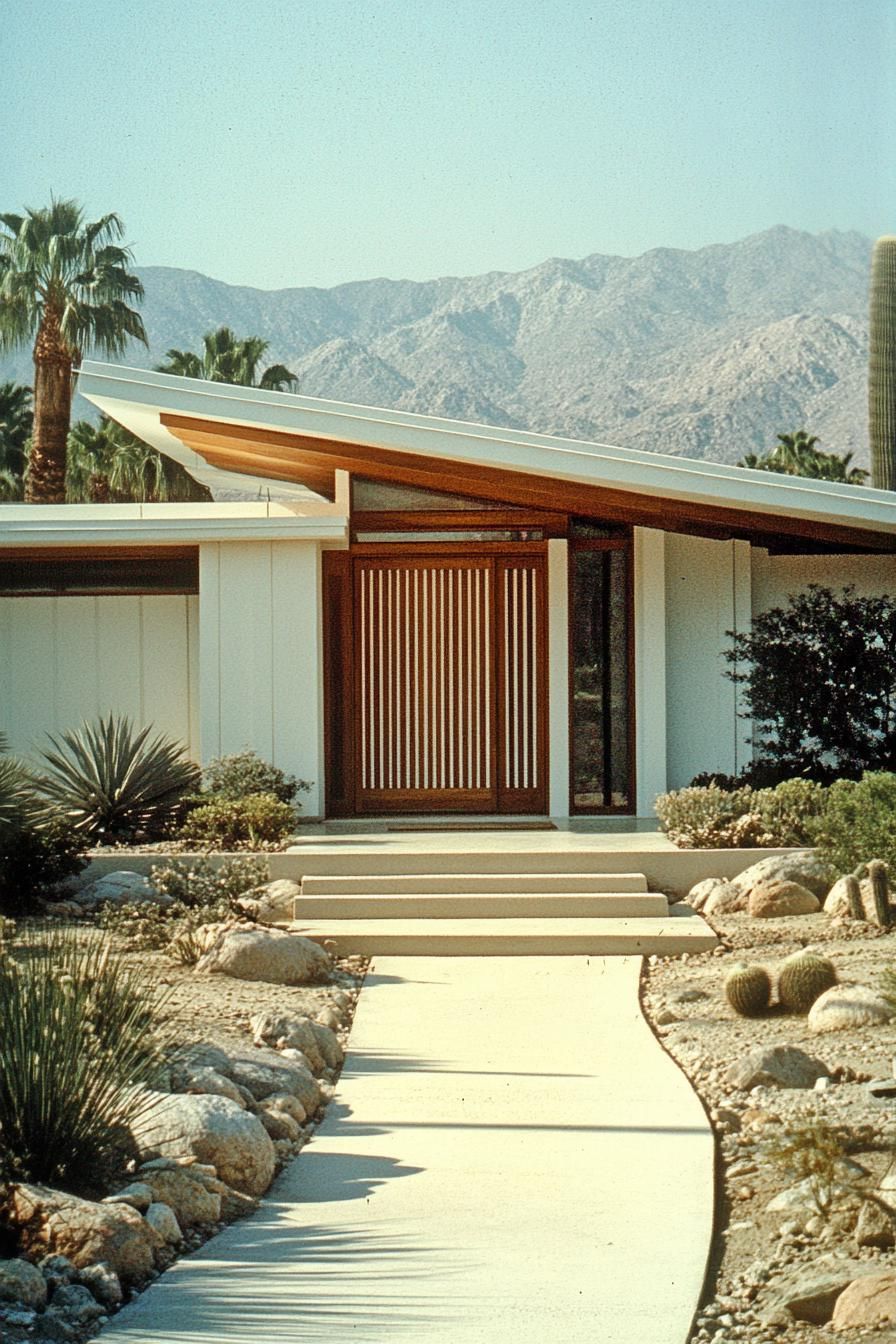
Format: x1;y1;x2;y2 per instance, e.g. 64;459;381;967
357;559;492;796
499;559;541;796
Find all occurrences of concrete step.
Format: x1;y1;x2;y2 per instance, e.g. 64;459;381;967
289;906;716;956
294;891;669;920
301;871;649;895
288;848;663;877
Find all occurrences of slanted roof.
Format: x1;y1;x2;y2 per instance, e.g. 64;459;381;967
76;361;896;554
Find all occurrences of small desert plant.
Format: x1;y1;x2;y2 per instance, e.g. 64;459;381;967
751;778;827;846
0;923;170;1193
777;950;837;1014
99;857;266;953
36;714;201;844
202;749;309;805
178;792;295;850
763;1118;862;1219
150;855;268;907
724;962;772;1017
813;773;896;874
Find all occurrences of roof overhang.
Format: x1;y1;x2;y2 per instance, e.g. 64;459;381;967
73;361;896;554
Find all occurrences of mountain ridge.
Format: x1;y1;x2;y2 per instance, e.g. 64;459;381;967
0;226;875;466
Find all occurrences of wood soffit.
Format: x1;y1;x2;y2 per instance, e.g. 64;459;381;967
160;413;896;554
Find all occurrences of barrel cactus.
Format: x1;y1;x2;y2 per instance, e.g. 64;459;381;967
870;236;896;491
778;950;837;1014
724;962;771;1017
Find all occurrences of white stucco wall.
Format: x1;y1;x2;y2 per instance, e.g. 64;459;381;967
0;594;199;762
633;527;668;814
664;535;751;790
752;551;896;615
198;540;324;817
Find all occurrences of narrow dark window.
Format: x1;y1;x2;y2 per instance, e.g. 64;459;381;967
570;544;632;811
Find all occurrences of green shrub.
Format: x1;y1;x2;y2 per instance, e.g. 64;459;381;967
0;923;169;1193
656;777;827;849
0;815;87;915
0;743;87;913
751;778;828;846
813;772;896;873
202;749;310;805
36;713;201;844
177;792;295;850
150;854;268;907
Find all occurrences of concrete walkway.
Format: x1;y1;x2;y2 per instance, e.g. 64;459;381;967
102;957;714;1344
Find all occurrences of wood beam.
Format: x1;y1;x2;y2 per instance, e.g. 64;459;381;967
160;412;896;553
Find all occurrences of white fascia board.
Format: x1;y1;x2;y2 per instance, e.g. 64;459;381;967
78;361;896;537
0;502;347;546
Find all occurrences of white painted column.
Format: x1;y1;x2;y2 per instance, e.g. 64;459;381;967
732;540;753;776
547;538;570;818
633;527;667;816
198;539;324;817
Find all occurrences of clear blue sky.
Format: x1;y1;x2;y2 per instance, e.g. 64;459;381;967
4;0;894;290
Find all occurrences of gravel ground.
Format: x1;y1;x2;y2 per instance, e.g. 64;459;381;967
643;909;896;1343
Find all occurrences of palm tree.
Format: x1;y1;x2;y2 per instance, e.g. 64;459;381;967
67;417;212;504
739;430;868;485
0;199;146;503
157;325;297;392
0;381;32;499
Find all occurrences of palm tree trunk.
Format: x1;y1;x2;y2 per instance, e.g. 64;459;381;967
25;303;71;503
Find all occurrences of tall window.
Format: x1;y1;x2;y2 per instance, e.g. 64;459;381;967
570;540;632;811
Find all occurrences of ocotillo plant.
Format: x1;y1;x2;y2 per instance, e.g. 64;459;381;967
870;236;896;491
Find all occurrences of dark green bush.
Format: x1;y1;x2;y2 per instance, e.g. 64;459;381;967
725;586;896;782
0;816;87;915
178;792;295;850
202;749;309;805
37;713;201;843
812;772;896;874
0;923;169;1194
0;744;86;914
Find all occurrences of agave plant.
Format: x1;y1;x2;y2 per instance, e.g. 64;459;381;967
37;714;200;843
0;922;169;1191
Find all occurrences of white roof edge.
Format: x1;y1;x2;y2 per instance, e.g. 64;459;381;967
0;502;347;546
77;361;896;536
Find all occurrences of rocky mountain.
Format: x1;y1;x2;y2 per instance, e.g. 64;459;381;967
1;226;875;466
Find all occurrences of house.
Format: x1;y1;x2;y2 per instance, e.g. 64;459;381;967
2;360;895;821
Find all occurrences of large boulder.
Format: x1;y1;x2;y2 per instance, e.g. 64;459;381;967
747;880;820;918
704;882;745;917
725;1044;829;1091
227;1046;321;1115
808;983;893;1033
195;926;330;985
130;1092;276;1196
832;1270;896;1330
171;1064;247;1106
73;870;171;910
7;1185;155;1284
144;1203;182;1247
732;852;836;901
134;1165;221;1227
0;1258;47;1308
254;879;302;924
250;1011;343;1073
686;877;743;913
761;1259;884;1325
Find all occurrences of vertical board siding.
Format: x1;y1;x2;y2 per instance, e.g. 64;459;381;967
198;540;324;817
356;557;495;801
0;595;198;761
352;552;544;812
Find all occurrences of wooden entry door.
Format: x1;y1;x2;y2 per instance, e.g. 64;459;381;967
325;550;547;815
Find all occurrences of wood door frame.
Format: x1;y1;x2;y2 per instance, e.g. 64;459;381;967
322;542;548;817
